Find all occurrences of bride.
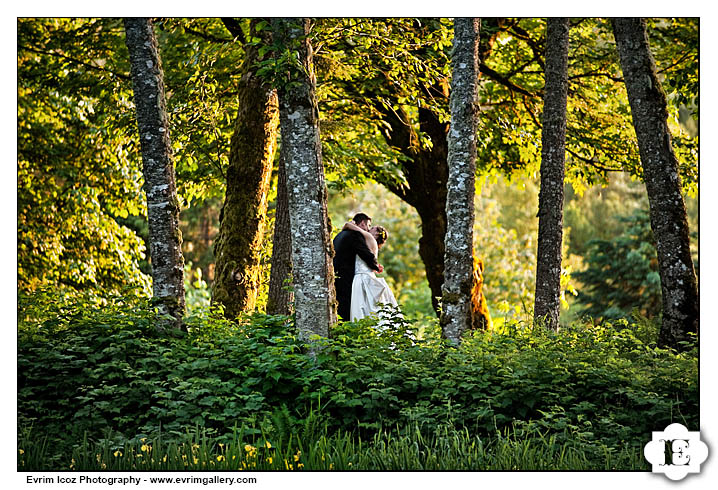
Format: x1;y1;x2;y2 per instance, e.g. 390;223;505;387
342;221;400;321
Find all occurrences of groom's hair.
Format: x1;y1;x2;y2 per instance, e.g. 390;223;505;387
352;213;372;225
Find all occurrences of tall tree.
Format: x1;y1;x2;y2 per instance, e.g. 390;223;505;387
272;18;337;339
372;89;453;316
212;19;280;319
533;18;570;331
267;144;294;315
441;18;481;343
612;18;698;349
315;19;521;320
124;18;186;330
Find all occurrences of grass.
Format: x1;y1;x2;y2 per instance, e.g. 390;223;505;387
18;422;648;471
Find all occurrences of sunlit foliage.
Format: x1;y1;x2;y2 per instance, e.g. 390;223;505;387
18;18;149;293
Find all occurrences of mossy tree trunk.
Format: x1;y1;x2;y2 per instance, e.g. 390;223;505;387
441;18;481;344
273;18;337;339
534;18;569;331
267;143;294;315
612;18;698;349
212;19;280;320
124;17;185;331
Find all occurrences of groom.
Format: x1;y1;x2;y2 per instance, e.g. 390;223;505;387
332;213;382;321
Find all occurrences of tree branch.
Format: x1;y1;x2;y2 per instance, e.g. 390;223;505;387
522;95;542;129
371;97;415;150
479;63;539;97
363;160;411;203
221;17;246;44
183;25;234;44
656;50;694;75
566;147;623;172
508;23;545;71
187;138;227;181
569;70;623;82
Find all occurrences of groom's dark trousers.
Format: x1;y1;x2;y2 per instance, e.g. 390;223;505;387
332;229;380;321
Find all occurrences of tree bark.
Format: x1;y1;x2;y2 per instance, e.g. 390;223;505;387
212;19;280;319
273;18;337;339
267;143;294;315
534;18;569;331
612;18;698;349
124;18;185;330
441;18;481;343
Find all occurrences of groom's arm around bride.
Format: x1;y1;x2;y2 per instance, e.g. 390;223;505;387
332;214;380;321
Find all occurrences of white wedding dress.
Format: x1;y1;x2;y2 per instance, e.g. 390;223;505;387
350;255;399;321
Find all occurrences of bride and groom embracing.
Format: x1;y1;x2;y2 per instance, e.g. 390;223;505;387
332;213;400;322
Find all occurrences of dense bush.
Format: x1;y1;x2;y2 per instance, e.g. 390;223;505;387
18;291;697;470
574;209;699;321
574;210;661;320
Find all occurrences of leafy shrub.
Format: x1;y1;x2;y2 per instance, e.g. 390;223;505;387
184;264;212;312
18;291;697;470
574;210;660;320
573;209;697;322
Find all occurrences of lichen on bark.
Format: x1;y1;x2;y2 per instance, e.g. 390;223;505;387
440;18;482;344
267;143;294;316
124;17;185;331
612;18;698;349
273;18;337;340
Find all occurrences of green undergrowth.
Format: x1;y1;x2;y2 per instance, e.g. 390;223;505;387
18;290;697;470
18;421;646;471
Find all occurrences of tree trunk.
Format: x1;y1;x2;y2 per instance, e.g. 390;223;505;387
212;19;280;319
374;95;491;329
124;18;185;331
441;18;481;343
534;17;569;331
267;143;294;315
273;18;337;340
199;204;214;282
612;18;698;349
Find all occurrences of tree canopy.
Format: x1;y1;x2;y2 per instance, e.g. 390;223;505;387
17;17;698;326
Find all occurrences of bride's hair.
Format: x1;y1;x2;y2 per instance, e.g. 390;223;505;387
373;226;388;245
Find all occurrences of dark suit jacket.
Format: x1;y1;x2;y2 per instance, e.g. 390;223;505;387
332;229;380;320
